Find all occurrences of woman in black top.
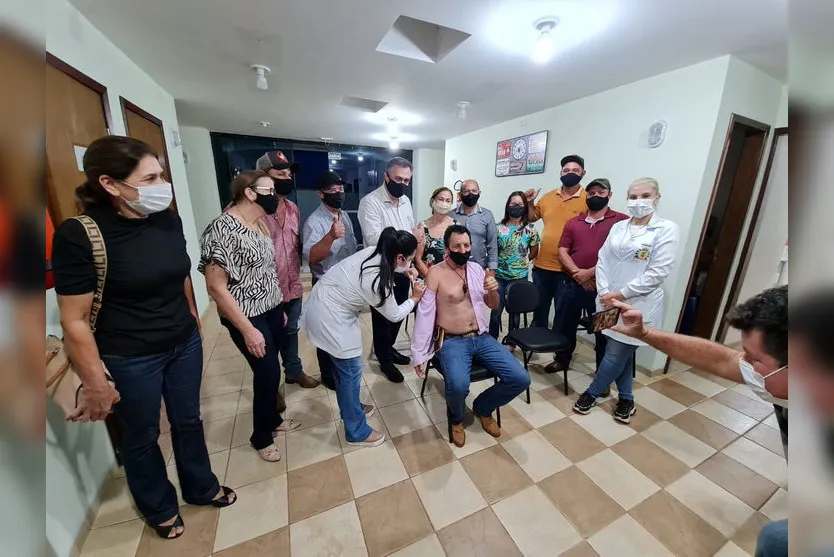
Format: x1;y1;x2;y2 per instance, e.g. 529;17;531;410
200;170;300;464
52;136;236;540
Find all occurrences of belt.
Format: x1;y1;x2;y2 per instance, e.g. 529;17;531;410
443;330;481;339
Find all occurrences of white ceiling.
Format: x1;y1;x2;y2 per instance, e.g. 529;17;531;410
68;0;786;149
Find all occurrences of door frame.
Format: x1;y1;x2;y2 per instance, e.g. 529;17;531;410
664;113;771;372
45;52;111;223
715;127;788;341
119;96;177;201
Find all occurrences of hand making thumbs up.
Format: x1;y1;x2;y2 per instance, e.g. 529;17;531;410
483;273;498;293
330;212;345;239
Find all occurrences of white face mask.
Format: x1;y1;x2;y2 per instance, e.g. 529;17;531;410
627;198;655;219
121;181;173;215
739;359;788;407
394;257;413;273
432;200;452;214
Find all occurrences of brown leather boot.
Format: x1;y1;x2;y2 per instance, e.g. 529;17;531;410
478;414;501;438
450;423;466;447
286;373;321;389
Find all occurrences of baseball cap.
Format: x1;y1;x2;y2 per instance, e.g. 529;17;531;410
560;154;585;169
314;169;345;190
586;178;611;191
256;150;299;173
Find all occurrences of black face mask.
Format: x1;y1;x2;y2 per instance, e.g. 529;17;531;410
461;193;480;208
255;192;279;215
561;173;582;187
322;192;344;209
385;174;406;199
586;196;609;211
273;178;294;196
448;250;471;266
507;206;525;219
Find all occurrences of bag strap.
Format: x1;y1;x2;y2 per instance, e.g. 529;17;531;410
71;215;108;331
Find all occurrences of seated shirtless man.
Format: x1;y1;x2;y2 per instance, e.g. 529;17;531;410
411;224;531;447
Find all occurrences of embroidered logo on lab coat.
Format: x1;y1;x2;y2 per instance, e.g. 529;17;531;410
634;247;651;261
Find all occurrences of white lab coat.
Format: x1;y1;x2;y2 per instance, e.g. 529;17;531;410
595;213;680;346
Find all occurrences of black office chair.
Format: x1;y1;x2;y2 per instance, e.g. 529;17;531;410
420;355;502;443
503;280;572;395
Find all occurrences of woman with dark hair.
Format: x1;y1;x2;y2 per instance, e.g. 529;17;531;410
414;186;456;277
301;227;426;447
52;135;235;541
200;170;300;463
489;191;540;340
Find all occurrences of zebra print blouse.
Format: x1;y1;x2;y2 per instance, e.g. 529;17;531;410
199;212;283;317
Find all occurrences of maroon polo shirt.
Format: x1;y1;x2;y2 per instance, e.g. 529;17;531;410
559;209;629;269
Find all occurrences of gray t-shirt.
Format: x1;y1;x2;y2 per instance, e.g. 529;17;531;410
302;204;358;279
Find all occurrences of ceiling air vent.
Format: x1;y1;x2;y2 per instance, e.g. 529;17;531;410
376;15;471;64
339;96;389;113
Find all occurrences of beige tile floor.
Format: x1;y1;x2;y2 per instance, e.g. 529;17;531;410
80;299;786;557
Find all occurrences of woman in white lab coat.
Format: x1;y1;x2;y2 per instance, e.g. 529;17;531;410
301;227;426;447
573;177;680;423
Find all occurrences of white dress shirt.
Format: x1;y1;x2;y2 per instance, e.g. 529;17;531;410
300;246;415;359
595;213;680;346
357;185;415;246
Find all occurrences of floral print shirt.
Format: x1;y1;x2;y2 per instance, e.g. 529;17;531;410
496;223;541;280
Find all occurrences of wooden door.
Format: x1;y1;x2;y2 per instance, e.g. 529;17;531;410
121;98;177;211
45;54;109;224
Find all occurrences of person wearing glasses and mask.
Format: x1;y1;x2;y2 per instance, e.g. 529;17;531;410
524;154;588;373
453;179;498;274
573;178;680;423
302;169;358;390
53;136;236;540
201;171;301;464
302;227;426;447
414;186;457;278
357;157;424;383
255;151;319;389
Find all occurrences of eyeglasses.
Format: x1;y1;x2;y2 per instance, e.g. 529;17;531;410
252;186;276;195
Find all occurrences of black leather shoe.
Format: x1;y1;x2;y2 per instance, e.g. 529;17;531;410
381;364;405;383
391;350;411;365
321;378;336;391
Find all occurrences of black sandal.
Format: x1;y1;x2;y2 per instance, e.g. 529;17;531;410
151;514;184;540
209;486;237;508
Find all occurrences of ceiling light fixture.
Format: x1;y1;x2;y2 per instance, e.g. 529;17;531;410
357;154;364;162
457;100;470;120
259;121;271;127
386;117;400;137
389;139;400;151
250;64;271;90
532;17;559;64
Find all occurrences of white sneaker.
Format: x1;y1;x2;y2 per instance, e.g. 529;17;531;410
363;404;376;419
273;418;301;436
346;429;385;448
257;443;282;462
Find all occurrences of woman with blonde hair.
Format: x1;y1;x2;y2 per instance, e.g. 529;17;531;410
573;177;680;423
414;186;456;277
200;170;300;464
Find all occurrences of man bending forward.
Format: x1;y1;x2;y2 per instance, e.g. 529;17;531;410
411;225;530;447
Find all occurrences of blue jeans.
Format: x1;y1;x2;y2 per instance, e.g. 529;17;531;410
585;337;637;400
755;520;788;557
101;329;219;525
436;333;531;425
329;355;373;442
222;305;286;450
280;297;304;380
488;277;526;340
532;268;568;329
552;276;607;368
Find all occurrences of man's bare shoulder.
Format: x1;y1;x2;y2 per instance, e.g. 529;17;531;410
425;262;449;291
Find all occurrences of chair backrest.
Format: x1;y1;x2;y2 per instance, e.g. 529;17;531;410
505;280;539;314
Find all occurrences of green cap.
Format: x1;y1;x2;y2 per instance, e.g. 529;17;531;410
586;178;611;191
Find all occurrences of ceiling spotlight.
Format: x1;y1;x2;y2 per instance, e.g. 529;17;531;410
388;139;400;151
357;154;364;162
330;159;337;165
259;121;271;127
532;18;559;64
386;117;399;137
250;64;271;90
457;100;470;120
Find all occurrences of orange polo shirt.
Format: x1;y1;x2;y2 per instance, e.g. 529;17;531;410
534;187;587;271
